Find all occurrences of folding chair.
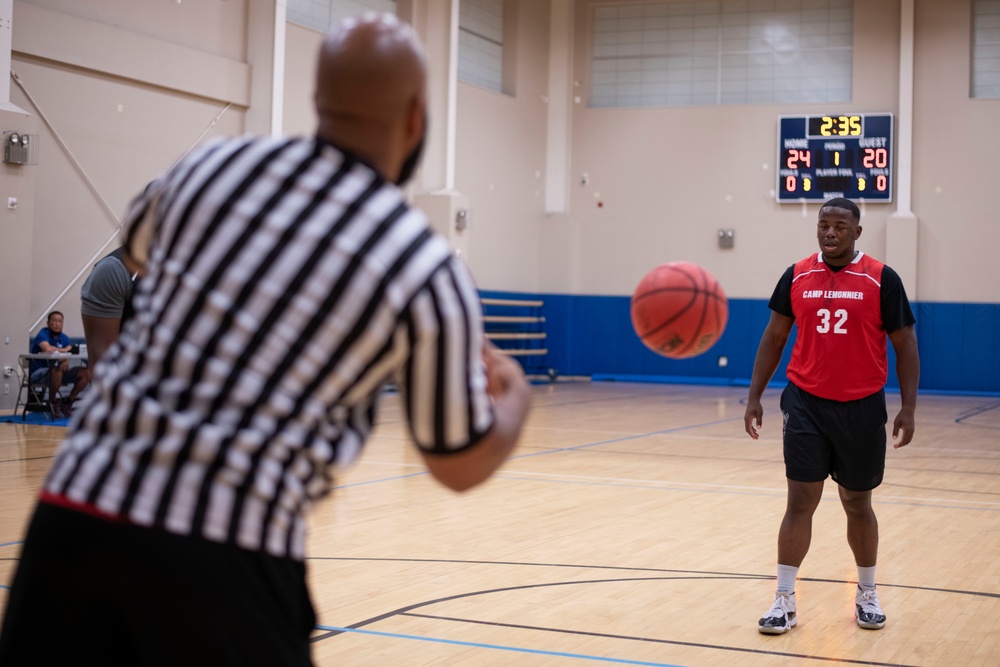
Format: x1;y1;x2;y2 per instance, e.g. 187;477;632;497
14;355;58;420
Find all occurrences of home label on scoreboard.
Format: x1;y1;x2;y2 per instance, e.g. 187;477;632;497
777;114;893;203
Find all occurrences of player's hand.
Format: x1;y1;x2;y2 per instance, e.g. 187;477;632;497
892;406;915;449
744;399;763;440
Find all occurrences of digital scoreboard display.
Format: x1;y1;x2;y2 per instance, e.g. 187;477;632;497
777;114;893;203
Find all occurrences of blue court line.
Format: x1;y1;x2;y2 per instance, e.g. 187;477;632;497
315;625;685;667
332;417;743;491
492;474;1000;513
2;540;20;592
334;471;429;490
510;417;744;461
493;474;782;498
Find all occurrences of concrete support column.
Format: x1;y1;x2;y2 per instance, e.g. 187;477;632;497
0;108;37;412
246;0;286;137
545;0;573;215
406;0;458;193
412;191;470;259
1;0;28;114
886;0;918;298
400;0;468;257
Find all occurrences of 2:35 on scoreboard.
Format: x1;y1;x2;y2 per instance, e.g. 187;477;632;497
777;114;894;203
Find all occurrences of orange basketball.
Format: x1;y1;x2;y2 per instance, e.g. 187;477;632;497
630;262;728;359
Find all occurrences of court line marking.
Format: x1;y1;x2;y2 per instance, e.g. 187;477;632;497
311;572;954;666
0;455;58;465
308;566;998;664
313;624;687;667
3;404;997;543
353;448;1000;493
400;612;919;667
354;460;785;493
492;471;1000;509
307;557;1000;600
955;401;1000;424
334;464;1000;511
348;414;1000;506
312;557;768;579
882;481;1000;497
510;417;745;460
0;435;64;444
333;418;741;490
492;473;787;498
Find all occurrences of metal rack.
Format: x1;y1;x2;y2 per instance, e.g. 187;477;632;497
481;298;553;379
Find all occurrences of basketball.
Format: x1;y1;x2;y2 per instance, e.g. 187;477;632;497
630;262;728;359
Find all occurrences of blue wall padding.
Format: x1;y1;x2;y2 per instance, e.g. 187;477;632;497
480;290;1000;394
914;302;999;394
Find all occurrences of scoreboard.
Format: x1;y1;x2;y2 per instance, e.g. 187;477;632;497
776;114;893;203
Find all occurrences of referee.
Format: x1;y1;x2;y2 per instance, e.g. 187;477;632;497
0;14;531;666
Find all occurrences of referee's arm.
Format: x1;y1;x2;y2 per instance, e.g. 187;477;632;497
400;258;531;492
421;342;530;492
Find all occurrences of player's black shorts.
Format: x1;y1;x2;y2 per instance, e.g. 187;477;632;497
780;382;887;492
0;502;316;666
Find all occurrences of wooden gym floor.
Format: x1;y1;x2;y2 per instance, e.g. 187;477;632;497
2;381;999;666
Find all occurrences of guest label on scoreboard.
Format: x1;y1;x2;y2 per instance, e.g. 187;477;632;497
776;114;893;203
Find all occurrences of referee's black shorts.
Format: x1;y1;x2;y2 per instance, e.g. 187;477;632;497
0;502;316;666
780;382;888;492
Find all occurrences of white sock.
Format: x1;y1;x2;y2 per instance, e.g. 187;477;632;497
776;564;799;595
858;565;876;591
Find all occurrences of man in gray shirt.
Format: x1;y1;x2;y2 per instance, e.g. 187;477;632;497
80;247;135;373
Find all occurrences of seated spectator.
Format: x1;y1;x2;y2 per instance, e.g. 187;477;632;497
30;311;90;418
81;247;137;374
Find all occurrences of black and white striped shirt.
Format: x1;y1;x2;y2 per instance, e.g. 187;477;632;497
44;136;495;560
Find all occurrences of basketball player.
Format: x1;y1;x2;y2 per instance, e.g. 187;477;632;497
80;246;137;373
744;197;919;634
0;14;531;665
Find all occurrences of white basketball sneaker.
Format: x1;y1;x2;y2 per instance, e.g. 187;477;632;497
758;592;797;634
855;587;886;629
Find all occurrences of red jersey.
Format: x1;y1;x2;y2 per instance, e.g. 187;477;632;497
786;252;888;401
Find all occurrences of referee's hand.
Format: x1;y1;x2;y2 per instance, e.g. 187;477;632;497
419;341;530;493
483;341;527;400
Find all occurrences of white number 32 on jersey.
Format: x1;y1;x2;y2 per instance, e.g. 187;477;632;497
816;308;848;334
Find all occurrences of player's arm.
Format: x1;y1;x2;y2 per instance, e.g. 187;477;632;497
887;325;919;448
744;311;794;440
881;266;919;449
81;314;122;368
420;343;530;492
81;258;133;369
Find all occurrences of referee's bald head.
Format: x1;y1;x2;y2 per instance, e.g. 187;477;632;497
314;13;428;185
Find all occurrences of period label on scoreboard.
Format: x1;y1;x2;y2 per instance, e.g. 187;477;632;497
776;114;893;203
